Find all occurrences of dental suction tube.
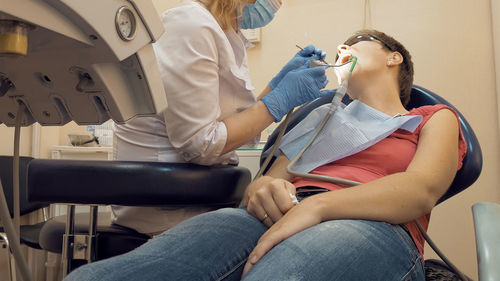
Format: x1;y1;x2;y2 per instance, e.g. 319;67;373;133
286;56;358;185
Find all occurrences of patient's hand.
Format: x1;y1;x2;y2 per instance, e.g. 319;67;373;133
243;176;297;227
242;196;323;278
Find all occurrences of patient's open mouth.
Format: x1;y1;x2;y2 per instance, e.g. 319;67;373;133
341;54;352;65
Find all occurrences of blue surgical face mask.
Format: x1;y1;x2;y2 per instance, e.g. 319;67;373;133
238;0;281;30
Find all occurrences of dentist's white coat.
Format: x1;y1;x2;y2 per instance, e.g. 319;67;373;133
112;0;258;234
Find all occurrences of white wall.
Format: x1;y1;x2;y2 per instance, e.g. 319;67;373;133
0;126;32;156
152;0;181;13
492;0;500;133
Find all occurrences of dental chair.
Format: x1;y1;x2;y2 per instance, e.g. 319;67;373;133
0;156;50;281
26;85;482;279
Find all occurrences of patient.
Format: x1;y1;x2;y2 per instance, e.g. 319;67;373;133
64;29;466;281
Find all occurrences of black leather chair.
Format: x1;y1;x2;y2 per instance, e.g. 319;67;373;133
0;156;50;281
261;85;482;280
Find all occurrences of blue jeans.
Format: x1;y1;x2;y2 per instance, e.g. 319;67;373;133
64;208;424;281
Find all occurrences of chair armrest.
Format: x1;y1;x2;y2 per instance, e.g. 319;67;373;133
27;159;251;206
472;202;500;281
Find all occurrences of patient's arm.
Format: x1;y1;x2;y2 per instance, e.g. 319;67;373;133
310;108;460;224
241;153;293;204
263;153;294;180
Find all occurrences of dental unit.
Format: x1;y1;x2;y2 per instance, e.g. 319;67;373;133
0;1;166;280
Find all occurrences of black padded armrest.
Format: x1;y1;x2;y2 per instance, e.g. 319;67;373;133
0;156;49;215
27;159;251;206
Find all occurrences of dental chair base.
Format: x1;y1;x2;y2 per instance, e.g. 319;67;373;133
39;210;151;274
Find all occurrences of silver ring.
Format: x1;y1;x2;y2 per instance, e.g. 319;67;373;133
260;213;269;222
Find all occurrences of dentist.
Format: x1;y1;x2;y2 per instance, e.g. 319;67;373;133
111;0;330;235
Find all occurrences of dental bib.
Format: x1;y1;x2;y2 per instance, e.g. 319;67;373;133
278;100;423;173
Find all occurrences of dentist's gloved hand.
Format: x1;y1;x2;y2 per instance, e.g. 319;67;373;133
262;66;329;122
269;45;326;90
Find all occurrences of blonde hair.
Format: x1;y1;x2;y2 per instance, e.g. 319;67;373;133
197;0;249;30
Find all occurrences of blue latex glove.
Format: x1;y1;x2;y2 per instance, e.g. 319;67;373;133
262;66;329;122
269;45;327;90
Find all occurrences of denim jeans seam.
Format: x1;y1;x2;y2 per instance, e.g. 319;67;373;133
391;224;423;280
392;224;419;258
401;254;422;281
214;257;247;281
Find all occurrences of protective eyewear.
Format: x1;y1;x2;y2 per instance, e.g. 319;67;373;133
343;33;394;52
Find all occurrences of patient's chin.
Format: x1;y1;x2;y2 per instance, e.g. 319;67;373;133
334;69;349;84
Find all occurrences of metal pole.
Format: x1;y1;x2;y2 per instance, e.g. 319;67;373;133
62;205;75;277
87;206;98;262
0;179;34;281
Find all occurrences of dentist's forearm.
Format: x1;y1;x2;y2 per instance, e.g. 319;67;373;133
256;84;273;100
221;100;274;154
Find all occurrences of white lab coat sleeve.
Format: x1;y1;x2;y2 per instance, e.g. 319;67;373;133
154;8;230;165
